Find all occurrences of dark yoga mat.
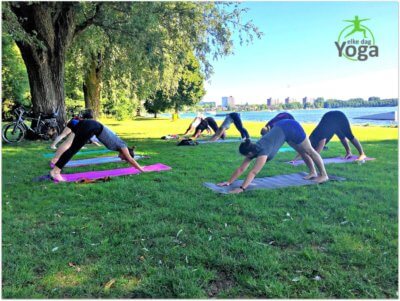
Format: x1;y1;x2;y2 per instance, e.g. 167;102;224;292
50;155;149;168
287;156;375;166
204;172;345;194
43;149;111;158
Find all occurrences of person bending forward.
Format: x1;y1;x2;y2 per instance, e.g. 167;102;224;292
50;120;144;182
217;119;329;194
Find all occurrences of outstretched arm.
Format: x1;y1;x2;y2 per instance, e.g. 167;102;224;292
51;127;71;148
210;128;225;141
292;152;302;162
229;156;268;194
217;157;252;186
192;129;202;139
120;147;145;172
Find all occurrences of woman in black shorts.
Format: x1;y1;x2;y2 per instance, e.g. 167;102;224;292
192;117;225;139
297;111;366;161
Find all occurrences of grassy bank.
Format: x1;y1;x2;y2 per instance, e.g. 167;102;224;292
2;117;398;298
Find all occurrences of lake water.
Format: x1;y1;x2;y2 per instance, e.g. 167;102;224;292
163;107;398;126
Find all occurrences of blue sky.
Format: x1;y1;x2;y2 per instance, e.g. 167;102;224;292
203;1;398;104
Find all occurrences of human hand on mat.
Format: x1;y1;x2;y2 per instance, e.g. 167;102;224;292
217;181;230;187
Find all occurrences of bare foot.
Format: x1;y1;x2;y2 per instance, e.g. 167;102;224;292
356;154;367;161
313;175;329;183
50;170;65;182
303;173;317;180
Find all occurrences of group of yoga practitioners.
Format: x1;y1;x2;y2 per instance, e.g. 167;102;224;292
49;110;366;190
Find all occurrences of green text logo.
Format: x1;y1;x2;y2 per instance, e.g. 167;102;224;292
335;16;379;61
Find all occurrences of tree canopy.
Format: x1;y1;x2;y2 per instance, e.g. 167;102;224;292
2;2;262;123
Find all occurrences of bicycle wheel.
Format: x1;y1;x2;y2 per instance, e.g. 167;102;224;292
2;123;25;143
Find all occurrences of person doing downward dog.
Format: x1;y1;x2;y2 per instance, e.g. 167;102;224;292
217;119;329;194
183;113;204;135
260;112;295;135
50;120;144;182
210;112;249;141
192;117;225;139
293;111;367;161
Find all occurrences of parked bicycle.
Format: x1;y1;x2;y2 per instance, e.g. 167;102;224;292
2;106;60;143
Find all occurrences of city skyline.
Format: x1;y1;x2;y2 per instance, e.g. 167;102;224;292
202;2;398;105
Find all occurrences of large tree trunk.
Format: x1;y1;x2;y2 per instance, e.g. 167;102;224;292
10;3;78;127
83;52;102;119
8;2;101;127
17;43;67;125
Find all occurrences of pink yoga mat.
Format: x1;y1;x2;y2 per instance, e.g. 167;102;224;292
288;156;375;166
55;163;171;182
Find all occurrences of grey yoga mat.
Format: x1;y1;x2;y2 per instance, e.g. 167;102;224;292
197;138;242;144
204;172;345;194
287;155;375;166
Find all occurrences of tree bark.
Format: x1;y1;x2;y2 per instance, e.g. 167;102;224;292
8;2;102;127
83;52;102;119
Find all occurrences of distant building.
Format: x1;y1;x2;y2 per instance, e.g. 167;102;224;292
222;96;235;108
285;97;297;104
267;97;281;107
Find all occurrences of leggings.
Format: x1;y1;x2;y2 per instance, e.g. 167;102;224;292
55;122;103;169
222;113;250;139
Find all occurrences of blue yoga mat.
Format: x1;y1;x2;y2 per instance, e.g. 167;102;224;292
43;149;112;158
62;155;148;168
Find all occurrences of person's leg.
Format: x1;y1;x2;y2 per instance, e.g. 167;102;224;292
51;133;75;164
210;115;232;141
50;136;87;181
293;138;329;183
350;137;366;160
339;115;366;160
231;113;249;139
288;141;317;179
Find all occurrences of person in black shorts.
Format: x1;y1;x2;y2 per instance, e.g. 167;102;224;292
50;120;144;181
261;112;295;135
293;111;366;161
217;119;329;193
210;112;249;141
192;117;225;139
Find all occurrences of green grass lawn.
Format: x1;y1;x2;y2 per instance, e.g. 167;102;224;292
2;117;398;298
